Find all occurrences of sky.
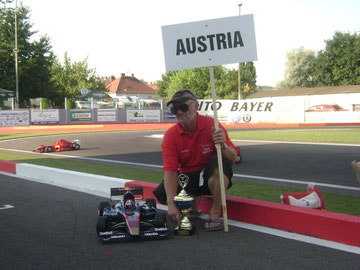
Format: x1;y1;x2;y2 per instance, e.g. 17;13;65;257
15;0;360;86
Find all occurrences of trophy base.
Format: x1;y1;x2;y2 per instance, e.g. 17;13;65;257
174;226;196;236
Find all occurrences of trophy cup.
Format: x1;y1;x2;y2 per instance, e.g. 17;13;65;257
173;174;196;236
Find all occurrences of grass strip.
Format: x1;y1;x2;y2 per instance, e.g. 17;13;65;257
0;131;110;141
229;129;360;144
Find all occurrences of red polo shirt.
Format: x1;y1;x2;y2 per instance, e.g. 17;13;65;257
162;113;238;173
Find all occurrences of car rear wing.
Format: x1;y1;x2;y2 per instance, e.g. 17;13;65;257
110;187;144;201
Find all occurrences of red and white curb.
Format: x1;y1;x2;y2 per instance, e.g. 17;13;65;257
1;159;360;251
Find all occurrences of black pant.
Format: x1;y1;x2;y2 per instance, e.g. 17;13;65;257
153;155;233;204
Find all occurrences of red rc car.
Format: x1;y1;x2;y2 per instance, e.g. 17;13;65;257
33;139;81;153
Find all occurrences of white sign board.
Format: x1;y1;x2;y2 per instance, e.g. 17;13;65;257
97;109;116;122
126;110;161;123
162;15;257;71
31;109;59;124
0;110;29;126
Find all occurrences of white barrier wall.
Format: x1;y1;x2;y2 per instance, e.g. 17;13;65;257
1;93;359;126
198;93;360;124
198;98;304;123
16;163;131;196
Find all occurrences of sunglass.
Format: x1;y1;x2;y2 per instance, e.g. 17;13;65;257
170;103;193;115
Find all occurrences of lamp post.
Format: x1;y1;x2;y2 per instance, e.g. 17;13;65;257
238;3;242;100
14;0;19;108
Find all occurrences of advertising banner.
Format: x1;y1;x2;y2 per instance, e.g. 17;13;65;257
163;111;176;121
127;110;160;123
162;15;257;71
70;110;92;122
197;99;278;123
97;109;116;122
31;109;59;125
0;110;29;126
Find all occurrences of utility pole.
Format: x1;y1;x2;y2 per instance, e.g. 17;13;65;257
14;0;19;108
238;3;242;100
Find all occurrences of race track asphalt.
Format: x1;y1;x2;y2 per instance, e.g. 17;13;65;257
1;128;359;195
1;125;360;269
1;174;359;270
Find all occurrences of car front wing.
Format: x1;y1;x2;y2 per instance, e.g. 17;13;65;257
98;227;169;242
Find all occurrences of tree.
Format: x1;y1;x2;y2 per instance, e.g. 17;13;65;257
240;62;257;97
215;68;238;99
157;64;256;100
276;47;316;89
157;71;176;98
50;52;106;104
0;2;56;106
157;67;215;99
311;31;360;86
0;0;14;4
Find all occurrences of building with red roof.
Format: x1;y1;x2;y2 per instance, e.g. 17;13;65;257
104;73;161;109
106;73;158;100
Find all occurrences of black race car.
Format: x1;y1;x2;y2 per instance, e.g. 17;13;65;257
96;187;169;242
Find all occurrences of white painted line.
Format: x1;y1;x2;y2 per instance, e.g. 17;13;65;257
157;204;360;254
145;134;165;139
0;204;14;210
0;148;163;169
235;173;360;191
61;154;163;169
232;139;360;147
227;219;360;255
145;133;360;147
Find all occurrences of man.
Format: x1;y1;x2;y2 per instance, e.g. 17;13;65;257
153;88;239;231
351;160;360;184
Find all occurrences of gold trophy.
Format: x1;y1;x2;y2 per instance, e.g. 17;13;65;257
173;174;196;236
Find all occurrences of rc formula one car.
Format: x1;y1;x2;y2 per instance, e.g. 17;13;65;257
96;187;169;242
33;139;80;153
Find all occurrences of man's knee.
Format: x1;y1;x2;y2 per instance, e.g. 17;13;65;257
212;167;219;177
208;167;230;188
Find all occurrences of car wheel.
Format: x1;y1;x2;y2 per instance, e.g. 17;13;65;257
96;216;108;233
154;212;167;227
98;201;110;216
235;147;242;164
236;154;242;164
46;146;53;152
145;198;157;209
73;144;80;150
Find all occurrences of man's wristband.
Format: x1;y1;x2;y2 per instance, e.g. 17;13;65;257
221;143;228;150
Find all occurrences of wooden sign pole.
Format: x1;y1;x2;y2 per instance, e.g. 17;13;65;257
209;66;229;232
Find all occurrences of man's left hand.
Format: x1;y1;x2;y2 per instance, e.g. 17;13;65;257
212;127;226;146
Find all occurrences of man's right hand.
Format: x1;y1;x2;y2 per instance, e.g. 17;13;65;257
167;202;181;226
